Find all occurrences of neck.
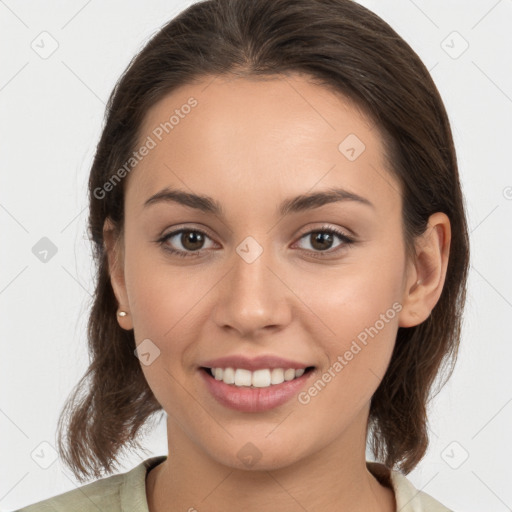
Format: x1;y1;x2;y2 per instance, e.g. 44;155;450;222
146;409;396;512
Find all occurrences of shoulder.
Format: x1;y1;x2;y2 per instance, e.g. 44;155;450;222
15;473;125;512
15;455;167;512
390;470;454;511
367;461;454;512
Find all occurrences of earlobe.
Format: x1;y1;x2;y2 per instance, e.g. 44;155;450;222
102;217;133;330
398;212;451;328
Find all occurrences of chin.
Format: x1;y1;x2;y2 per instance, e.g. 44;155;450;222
203;437;310;472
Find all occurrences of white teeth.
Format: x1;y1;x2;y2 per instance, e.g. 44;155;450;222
252;369;271;388
234;368;252;386
223;367;235;384
209;367;308;388
271;368;284;385
284;368;296;381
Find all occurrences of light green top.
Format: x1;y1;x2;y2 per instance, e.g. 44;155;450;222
16;456;453;511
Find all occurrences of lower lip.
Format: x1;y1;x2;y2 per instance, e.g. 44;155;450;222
200;369;313;412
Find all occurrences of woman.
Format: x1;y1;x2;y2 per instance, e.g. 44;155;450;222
17;0;469;510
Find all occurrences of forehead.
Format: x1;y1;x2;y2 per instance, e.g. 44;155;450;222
125;73;399;218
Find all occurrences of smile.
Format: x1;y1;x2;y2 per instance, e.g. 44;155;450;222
204;367;312;388
200;366;315;412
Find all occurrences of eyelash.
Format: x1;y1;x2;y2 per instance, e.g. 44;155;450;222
156;225;355;259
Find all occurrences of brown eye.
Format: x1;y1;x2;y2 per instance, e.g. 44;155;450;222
295;226;354;256
158;228;215;258
157;225;354;259
309;231;336;251
179;230;206;251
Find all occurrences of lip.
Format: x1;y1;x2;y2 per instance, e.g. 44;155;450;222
199;365;315;413
200;355;310;372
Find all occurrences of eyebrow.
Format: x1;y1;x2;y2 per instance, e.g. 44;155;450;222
143;186;375;217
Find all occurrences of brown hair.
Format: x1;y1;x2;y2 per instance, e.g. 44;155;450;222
57;0;470;481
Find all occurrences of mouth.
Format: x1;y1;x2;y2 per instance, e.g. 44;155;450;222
199;365;316;412
200;366;315;388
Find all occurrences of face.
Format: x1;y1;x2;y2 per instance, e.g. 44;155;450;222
105;73;423;471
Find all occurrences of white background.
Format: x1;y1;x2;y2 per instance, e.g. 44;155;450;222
1;1;511;511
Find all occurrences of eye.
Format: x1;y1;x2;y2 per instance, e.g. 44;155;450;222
156;224;355;259
294;225;355;256
157;228;216;258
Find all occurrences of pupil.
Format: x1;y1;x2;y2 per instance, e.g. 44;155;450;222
183;231;203;250
179;231;334;252
312;232;332;250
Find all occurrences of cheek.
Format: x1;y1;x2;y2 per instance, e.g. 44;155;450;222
302;240;404;335
298;243;404;396
296;292;400;440
125;254;203;414
122;246;210;382
124;241;203;331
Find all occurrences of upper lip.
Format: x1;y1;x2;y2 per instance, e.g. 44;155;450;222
200;355;312;371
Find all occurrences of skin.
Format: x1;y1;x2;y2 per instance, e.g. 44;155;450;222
103;73;451;512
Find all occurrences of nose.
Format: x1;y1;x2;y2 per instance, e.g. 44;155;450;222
211;242;292;339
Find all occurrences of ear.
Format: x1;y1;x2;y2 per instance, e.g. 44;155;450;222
103;217;133;330
398;212;451;328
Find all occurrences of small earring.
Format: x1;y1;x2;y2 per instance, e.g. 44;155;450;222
416;279;422;285
118;310;128;317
